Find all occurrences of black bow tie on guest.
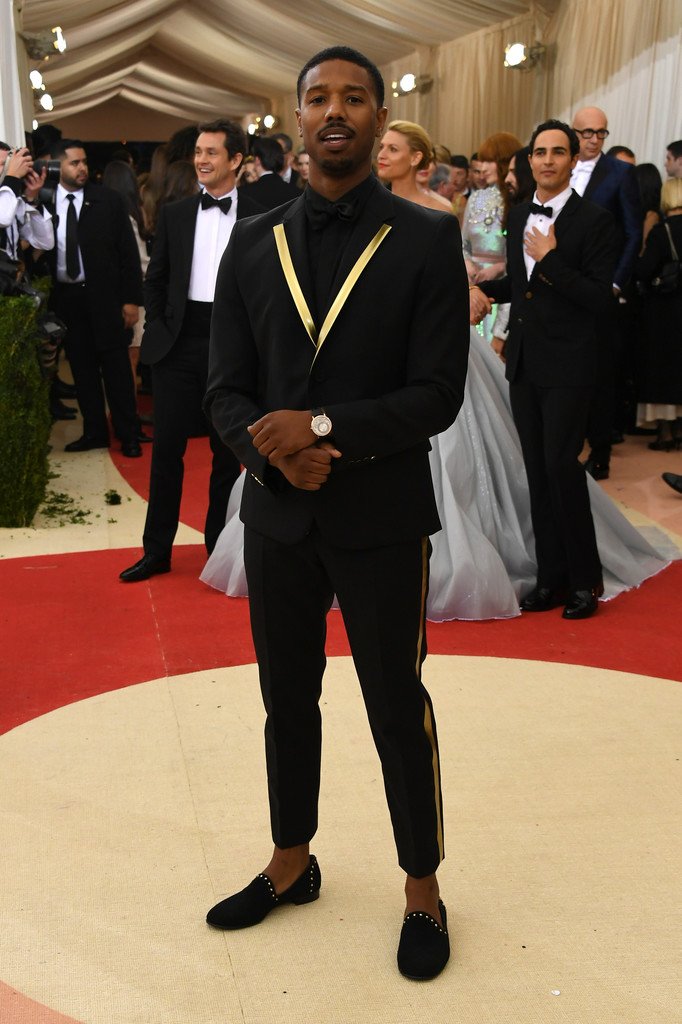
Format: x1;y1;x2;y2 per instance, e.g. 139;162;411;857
200;193;232;214
529;202;553;217
305;190;358;231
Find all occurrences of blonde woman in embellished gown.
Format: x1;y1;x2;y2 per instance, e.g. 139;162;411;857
202;125;673;619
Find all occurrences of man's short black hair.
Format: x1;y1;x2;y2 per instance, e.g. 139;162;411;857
252;135;284;174
271;132;293;153
450;154;469;170
529;119;579;158
297;46;384;107
197;119;247;162
606;145;635;160
50;139;86;159
667;140;682;160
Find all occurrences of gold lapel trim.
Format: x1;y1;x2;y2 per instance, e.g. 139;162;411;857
273;223;316;346
273;222;392;365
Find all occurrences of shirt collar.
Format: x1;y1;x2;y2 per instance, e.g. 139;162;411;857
531;184;573;217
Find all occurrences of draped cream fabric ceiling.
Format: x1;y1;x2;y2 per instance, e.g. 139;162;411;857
21;0;538;125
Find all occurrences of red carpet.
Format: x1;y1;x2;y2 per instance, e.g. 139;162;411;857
2;545;680;735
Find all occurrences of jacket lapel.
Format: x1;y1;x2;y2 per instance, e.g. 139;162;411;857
583;154;608;200
278;196;317;342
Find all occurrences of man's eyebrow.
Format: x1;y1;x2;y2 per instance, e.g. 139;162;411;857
305;82;371;93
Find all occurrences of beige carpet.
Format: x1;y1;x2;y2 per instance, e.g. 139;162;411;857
2;655;680;1024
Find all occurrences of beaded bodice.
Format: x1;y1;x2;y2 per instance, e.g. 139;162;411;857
461;184;506;266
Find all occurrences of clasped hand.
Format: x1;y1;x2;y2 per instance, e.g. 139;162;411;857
248;410;342;491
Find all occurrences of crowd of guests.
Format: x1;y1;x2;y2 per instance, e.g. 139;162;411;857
1;113;681;543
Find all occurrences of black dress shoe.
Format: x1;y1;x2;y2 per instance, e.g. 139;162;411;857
137;430;153;443
50;398;77;420
583;458;609;480
520;586;566;612
206;855;321;930
662;472;682;495
121;441;142;458
397;900;450;981
119;554;171;582
562;587;602;620
64;435;110;452
54;377;77;399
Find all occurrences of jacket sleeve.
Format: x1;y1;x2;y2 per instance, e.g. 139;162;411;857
613;163;643;290
112;192;143;305
206;220;272;484
143;204;171;323
636;223;669;283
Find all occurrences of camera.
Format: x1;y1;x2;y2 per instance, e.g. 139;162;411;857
33;158;61;184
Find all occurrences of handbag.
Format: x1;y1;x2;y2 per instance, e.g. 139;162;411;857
650;222;681;294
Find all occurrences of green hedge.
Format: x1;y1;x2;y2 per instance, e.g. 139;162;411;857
0;296;51;526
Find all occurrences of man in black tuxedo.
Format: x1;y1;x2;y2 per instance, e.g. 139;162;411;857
472;119;615;620
204;47;469;979
271;131;301;188
243;136;300;210
570;106;641;478
48;140;143;456
120;120;263;583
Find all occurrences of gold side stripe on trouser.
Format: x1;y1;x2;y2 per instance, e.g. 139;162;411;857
417;536;444;864
273;222;392;366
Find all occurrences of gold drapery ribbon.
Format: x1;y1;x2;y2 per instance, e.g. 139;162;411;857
273;222;392;366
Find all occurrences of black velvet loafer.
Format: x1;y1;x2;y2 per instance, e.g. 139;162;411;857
397;899;450;980
206;854;321;930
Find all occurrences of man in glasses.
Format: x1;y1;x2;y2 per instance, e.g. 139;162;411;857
570;106;641;481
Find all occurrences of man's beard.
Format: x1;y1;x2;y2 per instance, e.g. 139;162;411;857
319;155;356;176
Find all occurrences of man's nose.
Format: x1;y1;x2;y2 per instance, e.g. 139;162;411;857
324;97;345;119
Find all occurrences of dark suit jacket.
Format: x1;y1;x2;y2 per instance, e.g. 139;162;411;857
583;153;641;290
242;173;300;212
206;180;470;550
141;190;264;364
482;192;615;387
48;183;143;352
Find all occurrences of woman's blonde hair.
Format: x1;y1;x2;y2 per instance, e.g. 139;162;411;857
661;177;682;214
386;120;434;172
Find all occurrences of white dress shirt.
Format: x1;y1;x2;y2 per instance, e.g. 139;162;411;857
523;185;573;280
55;184;85;282
0;185;53;259
570;157;598;197
187;186;238;301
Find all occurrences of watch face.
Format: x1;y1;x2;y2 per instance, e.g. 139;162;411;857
311;414;332;436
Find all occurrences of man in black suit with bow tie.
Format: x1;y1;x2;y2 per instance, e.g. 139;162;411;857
120;120;263;582
472;119;615;620
203;46;469;980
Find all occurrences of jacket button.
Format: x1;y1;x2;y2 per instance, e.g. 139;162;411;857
525;290;533;299
517;316;523;324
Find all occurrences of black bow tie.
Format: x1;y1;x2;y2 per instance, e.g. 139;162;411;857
305;191;357;231
529;202;553;217
201;193;232;214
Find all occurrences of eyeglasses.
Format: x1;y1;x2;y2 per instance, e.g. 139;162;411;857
575;128;610;140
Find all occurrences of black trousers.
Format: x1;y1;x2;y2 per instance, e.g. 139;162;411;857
244;526;444;879
510;371;602;591
143;329;240;557
52;283;137;444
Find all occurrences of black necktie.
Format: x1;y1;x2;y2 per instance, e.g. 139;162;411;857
529;202;553;217
65;194;80;279
201;193;232;214
305;190;357;231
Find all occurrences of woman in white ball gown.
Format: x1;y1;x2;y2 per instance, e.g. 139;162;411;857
201;122;673;620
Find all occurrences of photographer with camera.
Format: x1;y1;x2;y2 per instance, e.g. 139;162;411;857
0;143;54;264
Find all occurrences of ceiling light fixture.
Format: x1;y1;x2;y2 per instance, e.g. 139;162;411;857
504;41;546;71
391;73;433;98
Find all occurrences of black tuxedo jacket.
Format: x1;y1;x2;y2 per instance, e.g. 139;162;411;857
583;153;641;289
206;180;469;550
242;173;300;212
47;183;143;352
482;192;615;387
141;190;264;364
